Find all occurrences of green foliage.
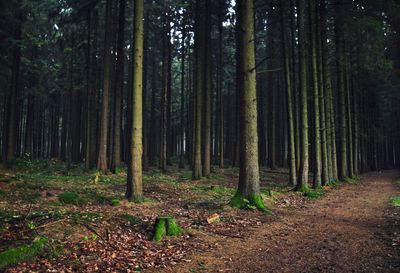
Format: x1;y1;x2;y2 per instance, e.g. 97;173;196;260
110;199;120;206
297;187;324;199
390;196;400;207
0;237;48;269
153;216;183;242
230;191;268;211
58;192;87;205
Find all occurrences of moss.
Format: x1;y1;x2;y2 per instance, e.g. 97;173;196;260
0;237;48;269
297;187;323;199
166;217;183;236
153;217;167;242
58;192;87;205
153;216;183;242
127;194;145;203
230;190;267;211
390;196;400;207
110;199;120;206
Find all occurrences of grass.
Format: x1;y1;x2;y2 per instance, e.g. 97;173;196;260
390;196;400;207
0;237;48;269
58;192;87;205
297;187;324;199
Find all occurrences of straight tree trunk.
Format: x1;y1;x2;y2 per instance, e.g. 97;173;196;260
231;0;265;210
202;0;212;177
97;0;113;172
126;0;144;202
179;26;186;169
192;0;205;179
160;13;169;172
310;0;322;188
335;0;348;180
111;0;126;173
280;0;297;187
296;0;310;190
5;9;23;160
316;0;329;185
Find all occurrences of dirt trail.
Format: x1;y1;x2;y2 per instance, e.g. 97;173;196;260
163;171;400;273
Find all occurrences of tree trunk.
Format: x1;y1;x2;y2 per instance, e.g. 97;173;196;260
231;0;265;210
192;0;205;179
126;0;144;202
5;9;23;160
97;0;113;172
111;0;126;173
335;0;348;180
296;0;309;190
310;0;322;188
280;0;297;187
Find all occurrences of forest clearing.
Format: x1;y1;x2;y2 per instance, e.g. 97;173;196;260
1;0;400;271
0;161;399;272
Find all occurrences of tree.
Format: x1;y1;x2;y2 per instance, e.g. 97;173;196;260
310;0;322;188
230;0;265;210
335;0;348;180
192;0;205;180
5;7;23;160
296;0;310;190
126;0;144;202
111;0;126;174
280;0;297;187
97;0;112;172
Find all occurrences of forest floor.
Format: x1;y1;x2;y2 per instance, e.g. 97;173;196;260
0;159;399;272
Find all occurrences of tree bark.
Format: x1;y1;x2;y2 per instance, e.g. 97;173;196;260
126;0;144;202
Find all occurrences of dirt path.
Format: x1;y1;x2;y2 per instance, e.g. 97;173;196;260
163;171;400;273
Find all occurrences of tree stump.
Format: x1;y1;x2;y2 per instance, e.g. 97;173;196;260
153;216;183;242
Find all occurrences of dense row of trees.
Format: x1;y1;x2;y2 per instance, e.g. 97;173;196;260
1;0;399;206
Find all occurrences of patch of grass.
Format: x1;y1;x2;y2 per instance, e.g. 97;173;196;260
297;187;324;199
390;196;400;207
0;237;48;269
176;170;192;180
144;172;180;187
119;213;141;224
58;192;88;205
110;199;120;206
21;192;41;204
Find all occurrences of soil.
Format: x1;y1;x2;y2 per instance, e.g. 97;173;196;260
161;171;400;273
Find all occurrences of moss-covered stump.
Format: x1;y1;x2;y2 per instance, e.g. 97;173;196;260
152;216;183;242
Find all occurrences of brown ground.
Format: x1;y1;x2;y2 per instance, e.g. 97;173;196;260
162;171;400;273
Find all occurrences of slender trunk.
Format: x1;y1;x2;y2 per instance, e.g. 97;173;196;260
280;0;297;187
111;0;126;173
192;0;205;179
126;0;144;202
179;27;186;169
5;10;23;160
310;0;322;188
97;0;113;172
335;0;348;180
296;0;309;189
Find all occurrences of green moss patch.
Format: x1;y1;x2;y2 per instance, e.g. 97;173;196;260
230;191;268;211
0;237;48;269
58;192;87;205
153;216;183;242
297;187;324;199
390;196;400;207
